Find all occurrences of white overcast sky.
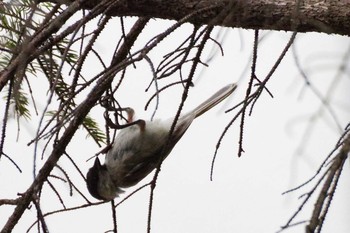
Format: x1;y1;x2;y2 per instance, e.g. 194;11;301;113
1;17;350;233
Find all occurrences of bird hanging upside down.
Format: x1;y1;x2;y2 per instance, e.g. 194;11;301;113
86;83;237;200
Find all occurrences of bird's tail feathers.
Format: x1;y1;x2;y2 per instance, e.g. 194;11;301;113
169;83;236;146
191;83;237;118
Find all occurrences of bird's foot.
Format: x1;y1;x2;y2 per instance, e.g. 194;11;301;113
104;108;145;131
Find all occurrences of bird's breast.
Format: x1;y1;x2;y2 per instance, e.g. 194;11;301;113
104;120;170;183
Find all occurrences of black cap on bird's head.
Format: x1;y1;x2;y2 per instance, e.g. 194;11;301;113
86;157;106;200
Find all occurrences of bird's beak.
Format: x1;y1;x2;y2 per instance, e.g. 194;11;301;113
94;157;102;169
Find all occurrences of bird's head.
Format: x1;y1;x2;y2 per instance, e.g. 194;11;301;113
86;157;117;201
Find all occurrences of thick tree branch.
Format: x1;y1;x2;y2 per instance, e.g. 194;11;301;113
0;17;150;233
44;0;350;36
0;0;84;91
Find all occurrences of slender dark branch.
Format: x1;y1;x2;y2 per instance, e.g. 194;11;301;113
0;17;149;233
211;31;297;179
112;184;150;209
0;0;85;91
26;201;106;233
46;179;66;209
71;15;112;94
144;55;159;121
32;194;49;233
282;123;350;196
146;25;214;233
280;130;349;232
144;79;191;111
237;29;259;158
306;143;348;232
0;78;13;160
111;200;118;233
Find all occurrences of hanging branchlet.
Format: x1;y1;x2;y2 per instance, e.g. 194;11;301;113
278;127;350;233
145;25;215;233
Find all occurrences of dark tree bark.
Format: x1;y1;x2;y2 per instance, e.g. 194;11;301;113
45;0;350;36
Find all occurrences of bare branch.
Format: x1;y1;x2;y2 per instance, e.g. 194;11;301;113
0;17;149;233
41;0;350;36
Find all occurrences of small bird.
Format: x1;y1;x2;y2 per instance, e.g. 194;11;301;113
86;83;237;200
